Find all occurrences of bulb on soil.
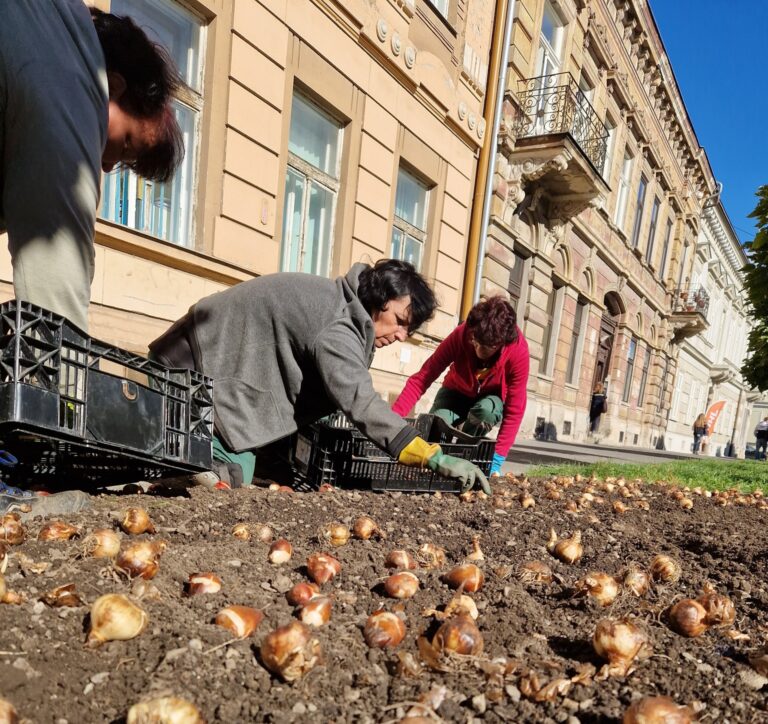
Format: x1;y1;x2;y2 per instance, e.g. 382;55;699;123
466;535;484;561
86;593;148;648
547;529;583;564
623;565;650;597
353;516;382;540
0;513;25;545
116;540;166;580
649;554;681;583
268;539;293;565
286;582;321;607
83;529;121;559
126;696;204;724
622;695;694;724
298;596;332;626
593;618;651;674
214;606;263;638
363;610;406;648
119;508;155;536
384;571;420;599
322;522;351;547
40;583;83;608
696;584;735;628
519;560;554;584
307;553;341;584
574;572;620;607
385;550;417;570
38;521;80;541
668;599;708;637
443;564;484;592
432;614;483;656
418;543;446;569
185;572;222;596
260;621;322;681
232;523;251;541
0;697;18;724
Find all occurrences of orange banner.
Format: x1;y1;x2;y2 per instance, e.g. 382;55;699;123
704;401;726;434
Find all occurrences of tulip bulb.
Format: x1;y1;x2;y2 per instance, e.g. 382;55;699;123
520;493;535;509
547;529;583;564
119;508;155;536
268;539;293;565
0;513;25;545
0;543;6;574
353;516;383;540
307;553;341;584
697;586;735;628
322;522;351;547
86;593;148;648
443;593;479;620
363;610;406;648
116;540;166;580
41;583;83;608
253;524;274;543
623;566;650;597
385;550;417;570
185;572;222;595
593;618;651;672
83;529;122;559
668;599;708;637
298;596;332;626
622;696;694;724
384;571;420;599
260;621;322;681
38;521;80;541
466;535;484;561
418;543;446;569
0;697;18;724
215;605;263;638
432;614;483;656
575;572;620;607
286;582;321;607
443;564;484;593
232;523;251;541
649;554;681;583
519;560;554;584
126;696;204;724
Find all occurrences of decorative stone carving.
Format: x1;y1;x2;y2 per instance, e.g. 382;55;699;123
404;46;416;69
467;112;477;131
458;101;468;120
477;118;486;139
504;154;572;209
376;19;388;42
391;32;402;56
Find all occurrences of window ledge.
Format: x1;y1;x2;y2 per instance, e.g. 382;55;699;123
537;372;555;383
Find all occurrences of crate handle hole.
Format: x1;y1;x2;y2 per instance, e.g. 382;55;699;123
121;381;138;401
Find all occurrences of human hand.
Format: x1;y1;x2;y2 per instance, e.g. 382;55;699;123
427;451;491;494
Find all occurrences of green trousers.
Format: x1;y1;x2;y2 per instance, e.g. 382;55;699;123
430;387;503;437
213;436;256;487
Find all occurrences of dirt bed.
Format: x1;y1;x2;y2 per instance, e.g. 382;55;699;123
1;475;767;723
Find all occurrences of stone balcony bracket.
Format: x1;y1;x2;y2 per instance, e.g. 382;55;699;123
669;285;710;341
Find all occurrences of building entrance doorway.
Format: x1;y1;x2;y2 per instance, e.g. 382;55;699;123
592;294;622;392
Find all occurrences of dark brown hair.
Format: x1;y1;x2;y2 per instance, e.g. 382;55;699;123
466;296;518;348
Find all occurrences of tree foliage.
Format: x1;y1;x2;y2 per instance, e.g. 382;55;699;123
741;185;768;389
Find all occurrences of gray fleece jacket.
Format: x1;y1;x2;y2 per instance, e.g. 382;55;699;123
150;264;418;457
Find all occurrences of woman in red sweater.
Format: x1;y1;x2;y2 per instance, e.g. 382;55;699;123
392;296;529;476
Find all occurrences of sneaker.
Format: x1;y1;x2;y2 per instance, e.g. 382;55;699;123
0;482;91;519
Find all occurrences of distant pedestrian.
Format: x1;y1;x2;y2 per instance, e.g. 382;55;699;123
754;416;768;460
589;383;607;436
692;413;708;454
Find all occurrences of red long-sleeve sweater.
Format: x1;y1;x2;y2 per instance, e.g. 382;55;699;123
392;323;529;457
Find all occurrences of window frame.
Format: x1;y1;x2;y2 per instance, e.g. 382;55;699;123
630;174;648;249
622;336;636;403
637;346;652;406
542;284;565;377
566;297;588;386
645;196;661;265
390;165;431;271
659;216;673;281
280;92;344;277
614;151;633;229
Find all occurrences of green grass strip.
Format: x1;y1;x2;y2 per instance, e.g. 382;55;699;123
526;458;768;493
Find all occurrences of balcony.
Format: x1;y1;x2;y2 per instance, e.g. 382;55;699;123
498;73;610;221
670;286;710;339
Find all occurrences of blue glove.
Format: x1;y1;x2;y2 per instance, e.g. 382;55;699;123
489;452;505;476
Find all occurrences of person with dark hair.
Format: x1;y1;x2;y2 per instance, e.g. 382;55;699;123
149;260;490;494
589;382;608;437
0;1;183;333
392;296;529;478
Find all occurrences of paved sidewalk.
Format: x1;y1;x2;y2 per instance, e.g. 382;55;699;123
502;437;719;476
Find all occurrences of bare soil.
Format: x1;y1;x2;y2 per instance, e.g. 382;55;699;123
1;475;767;723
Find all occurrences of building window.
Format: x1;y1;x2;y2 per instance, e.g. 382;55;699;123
659;217;673;280
428;0;449;18
507;251;529;323
537;1;565;76
566;298;588;385
101;0;204;246
541;285;564;376
603;118;617;182
391;167;429;270
645;197;660;265
614;152;633;229
630;175;648;249
619;431;624;443
637;347;651;406
657;355;670;413
633;433;639;445
563;420;572;436
281;93;343;276
622;336;636;403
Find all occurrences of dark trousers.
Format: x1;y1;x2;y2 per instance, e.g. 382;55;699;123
430;387;503;437
756;435;768;460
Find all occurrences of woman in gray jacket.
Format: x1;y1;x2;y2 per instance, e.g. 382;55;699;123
150;260;489;493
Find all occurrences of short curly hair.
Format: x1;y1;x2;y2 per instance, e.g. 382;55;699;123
466;296;518;348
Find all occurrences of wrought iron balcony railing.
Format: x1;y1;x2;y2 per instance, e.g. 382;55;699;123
673;286;710;319
515;73;609;176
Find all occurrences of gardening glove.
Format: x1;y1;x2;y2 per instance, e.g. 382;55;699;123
398;436;442;467
489;452;505;477
427;450;491;495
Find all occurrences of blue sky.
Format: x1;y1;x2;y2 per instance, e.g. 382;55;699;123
651;1;766;243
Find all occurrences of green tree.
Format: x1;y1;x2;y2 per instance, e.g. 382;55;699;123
741;185;768;389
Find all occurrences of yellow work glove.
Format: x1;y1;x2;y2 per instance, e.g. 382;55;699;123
398;436;441;468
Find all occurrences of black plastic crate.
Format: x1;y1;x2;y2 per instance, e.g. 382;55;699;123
0;301;213;488
293;412;494;493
